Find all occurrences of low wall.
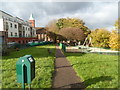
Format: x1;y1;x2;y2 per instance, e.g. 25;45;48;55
65;46;119;55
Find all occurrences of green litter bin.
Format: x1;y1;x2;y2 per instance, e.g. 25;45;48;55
16;55;35;89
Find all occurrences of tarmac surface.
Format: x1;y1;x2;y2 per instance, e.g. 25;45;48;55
52;46;85;89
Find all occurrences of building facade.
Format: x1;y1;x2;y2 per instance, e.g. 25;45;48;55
0;10;37;44
36;27;52;41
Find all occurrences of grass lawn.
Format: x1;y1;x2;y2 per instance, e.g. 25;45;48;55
2;44;55;88
65;52;118;88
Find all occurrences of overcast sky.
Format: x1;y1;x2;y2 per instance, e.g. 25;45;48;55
1;1;118;30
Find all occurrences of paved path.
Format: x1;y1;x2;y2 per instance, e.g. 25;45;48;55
52;46;85;89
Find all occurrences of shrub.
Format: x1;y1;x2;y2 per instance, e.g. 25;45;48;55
88;28;110;48
109;30;120;51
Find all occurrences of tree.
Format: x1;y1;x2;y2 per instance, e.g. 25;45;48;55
56;17;90;36
59;27;85;41
88;28;110;48
47;31;57;42
109;20;120;51
114;18;120;30
46;20;59;34
46;20;59;43
46;18;90;43
109;30;120;51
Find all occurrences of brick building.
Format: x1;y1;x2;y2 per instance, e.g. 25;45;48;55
36;27;52;41
0;10;37;44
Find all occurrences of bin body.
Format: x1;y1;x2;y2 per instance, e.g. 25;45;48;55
62;44;66;52
59;43;62;48
16;55;35;84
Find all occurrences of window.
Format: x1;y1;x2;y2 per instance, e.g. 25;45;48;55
23;31;25;37
11;32;13;36
15;33;17;36
6;22;9;30
23;40;24;44
10;23;12;28
23;26;24;30
18;41;21;43
33;31;34;35
15;24;17;28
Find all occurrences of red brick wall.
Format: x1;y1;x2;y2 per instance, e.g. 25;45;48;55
29;20;35;27
7;37;38;44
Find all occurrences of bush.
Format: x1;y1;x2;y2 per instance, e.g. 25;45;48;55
88;29;110;48
109;30;120;51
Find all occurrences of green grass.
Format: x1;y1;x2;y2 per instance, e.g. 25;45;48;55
2;44;55;88
65;52;118;88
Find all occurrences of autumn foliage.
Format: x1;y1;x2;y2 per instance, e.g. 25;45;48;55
56;18;90;35
109;20;120;50
59;27;85;41
109;30;120;51
46;17;119;51
46;17;89;43
88;29;110;48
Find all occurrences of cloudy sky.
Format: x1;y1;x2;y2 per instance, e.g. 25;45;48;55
1;0;118;30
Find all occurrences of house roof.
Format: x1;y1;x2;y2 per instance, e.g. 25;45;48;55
36;27;47;34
